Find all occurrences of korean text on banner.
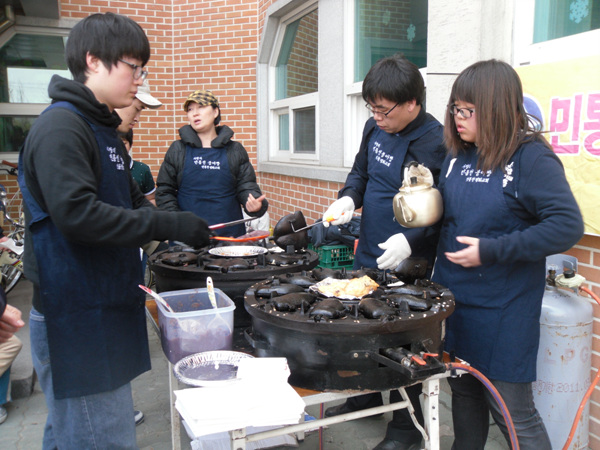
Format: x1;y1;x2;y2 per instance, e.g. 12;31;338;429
516;56;600;236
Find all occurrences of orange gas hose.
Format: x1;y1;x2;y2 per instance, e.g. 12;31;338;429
562;286;600;450
446;362;520;450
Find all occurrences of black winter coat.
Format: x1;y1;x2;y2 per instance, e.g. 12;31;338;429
155;124;268;218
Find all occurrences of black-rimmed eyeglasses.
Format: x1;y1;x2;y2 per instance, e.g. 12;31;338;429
118;59;148;81
365;101;400;117
449;104;475;119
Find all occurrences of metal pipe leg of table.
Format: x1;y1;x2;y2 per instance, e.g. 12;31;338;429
230;398;413;449
397;386;432;449
296;412;306;442
230;428;247;450
169;362;182;450
421;379;440;450
145;306;160;336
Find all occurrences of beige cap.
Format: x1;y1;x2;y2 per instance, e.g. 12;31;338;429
136;80;162;109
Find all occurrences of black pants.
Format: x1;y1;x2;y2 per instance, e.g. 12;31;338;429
346;384;423;445
448;374;551;450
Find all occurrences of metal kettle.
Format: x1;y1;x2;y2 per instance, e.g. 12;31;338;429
393;163;443;228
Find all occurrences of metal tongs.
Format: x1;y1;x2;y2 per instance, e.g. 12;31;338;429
289;215;339;233
208;217;256;231
208;217;270;243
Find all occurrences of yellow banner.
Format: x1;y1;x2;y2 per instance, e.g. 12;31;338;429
516;56;600;236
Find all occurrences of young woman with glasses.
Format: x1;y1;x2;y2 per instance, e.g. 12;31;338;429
434;59;583;450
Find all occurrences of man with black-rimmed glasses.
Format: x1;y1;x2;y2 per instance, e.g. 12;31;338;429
322;55;446;450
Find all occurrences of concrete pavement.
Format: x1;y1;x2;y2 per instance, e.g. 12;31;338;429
2;279;508;449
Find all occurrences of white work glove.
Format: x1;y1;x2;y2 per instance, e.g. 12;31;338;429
376;233;412;270
322;196;355;227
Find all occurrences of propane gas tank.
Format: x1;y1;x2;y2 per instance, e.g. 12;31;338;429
534;254;592;450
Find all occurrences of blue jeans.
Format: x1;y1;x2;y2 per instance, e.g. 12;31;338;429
0;368;10;405
30;308;137;450
448;374;551;450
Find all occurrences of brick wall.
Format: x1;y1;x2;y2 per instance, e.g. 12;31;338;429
0;177;21;223
171;0;260;179
59;0;261;179
259;174;343;224
566;234;600;449
59;0;178;176
52;0;338;226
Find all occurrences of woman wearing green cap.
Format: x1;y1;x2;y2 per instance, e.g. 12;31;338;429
156;89;268;238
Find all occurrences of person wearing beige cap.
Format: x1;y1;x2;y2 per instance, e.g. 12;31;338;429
115;79;162;205
113;77;164;430
156;89;268;238
135;79;162;109
116;79;162;134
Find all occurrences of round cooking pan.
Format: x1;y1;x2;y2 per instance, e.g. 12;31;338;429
272;211;309;251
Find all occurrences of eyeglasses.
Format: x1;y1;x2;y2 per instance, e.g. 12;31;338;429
365;101;400;117
449;104;475;119
118;59;148;81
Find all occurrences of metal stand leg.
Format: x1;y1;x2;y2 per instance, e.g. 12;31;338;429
230;428;247;450
422;379;440;450
398;386;430;448
169;362;182;450
184;377;446;450
229;392;413;447
296;411;306;441
145;306;160;336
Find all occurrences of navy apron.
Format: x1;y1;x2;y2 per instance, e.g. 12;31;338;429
354;121;438;269
19;102;150;399
432;151;545;382
177;145;244;237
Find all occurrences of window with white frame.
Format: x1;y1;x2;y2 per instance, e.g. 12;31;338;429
269;5;319;161
514;0;600;65
258;0;429;182
344;0;429;166
533;0;599;43
0;29;71;155
353;0;428;81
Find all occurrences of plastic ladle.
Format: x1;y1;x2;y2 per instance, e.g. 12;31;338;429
206;277;233;335
139;284;175;313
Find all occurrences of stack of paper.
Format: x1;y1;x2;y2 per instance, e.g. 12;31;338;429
175;357;305;438
186;425;298;450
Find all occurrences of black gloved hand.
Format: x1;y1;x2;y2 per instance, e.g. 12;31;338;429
176;212;211;248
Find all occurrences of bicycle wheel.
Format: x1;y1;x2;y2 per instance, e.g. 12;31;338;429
144;263;154;288
5;188;23;234
1;263;23;294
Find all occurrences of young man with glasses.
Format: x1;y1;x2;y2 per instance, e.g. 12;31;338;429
322;55;446;450
19;13;211;449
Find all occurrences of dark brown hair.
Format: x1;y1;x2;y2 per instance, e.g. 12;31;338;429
443;59;549;172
